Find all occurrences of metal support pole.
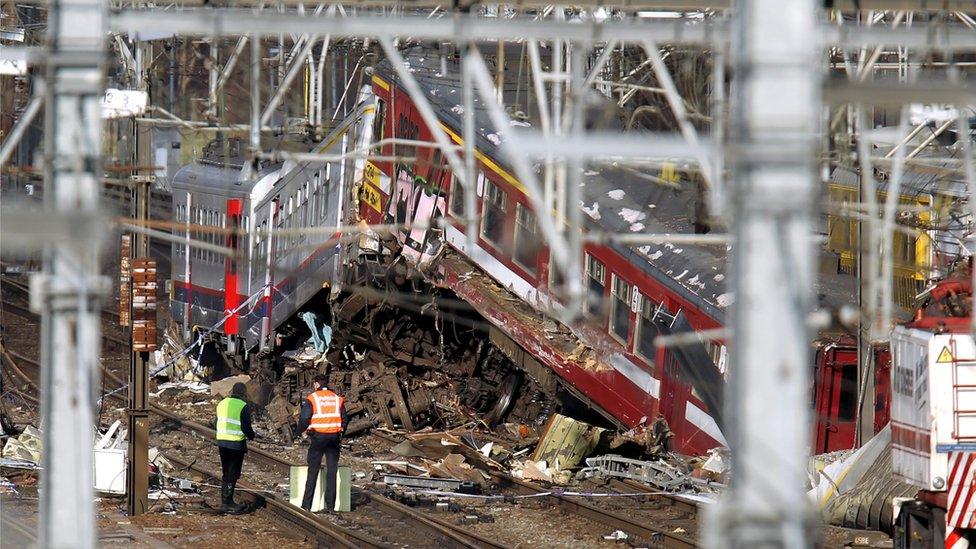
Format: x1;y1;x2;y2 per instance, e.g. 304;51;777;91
35;0;107;546
0;94;43;168
706;0;819;546
127;39;153;516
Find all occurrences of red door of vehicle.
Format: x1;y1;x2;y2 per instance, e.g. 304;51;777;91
813;345;859;454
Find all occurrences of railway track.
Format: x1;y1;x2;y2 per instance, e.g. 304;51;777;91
149;404;510;549
0;308;128;351
0;274;122;323
3;344;699;548
369;432;700;548
162;452;383;549
2;349;511;548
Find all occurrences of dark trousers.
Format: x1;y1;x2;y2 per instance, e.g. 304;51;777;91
301;432;341;511
218;446;246;501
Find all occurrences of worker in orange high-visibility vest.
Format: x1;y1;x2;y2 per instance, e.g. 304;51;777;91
297;373;348;512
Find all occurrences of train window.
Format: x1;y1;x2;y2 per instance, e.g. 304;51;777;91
373;99;387;142
585;254;606;314
635;294;661;363
302;182;310;232
319;168;332;219
481;179;507;248
450;170;480;217
837;363;858;421
610;276;632;344
514;203;538;273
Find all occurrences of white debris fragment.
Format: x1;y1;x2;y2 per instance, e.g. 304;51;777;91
630;223;645;232
714;274;725;282
716;293;735;308
674;270;688;281
672;248;683;254
688;274;700;285
510;120;530;127
487;133;501;145
430;89;438;96
638;245;651;255
604;530;629;541
649;250;664;260
619;208;647;224
584;170;599;176
582;202;601;220
648;203;657;209
608;189;625;200
451;105;464;115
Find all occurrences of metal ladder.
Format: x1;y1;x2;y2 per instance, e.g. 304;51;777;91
951;338;976;441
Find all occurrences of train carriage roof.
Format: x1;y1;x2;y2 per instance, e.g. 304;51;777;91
172;137;283;198
376;47;735;318
376;46;863;324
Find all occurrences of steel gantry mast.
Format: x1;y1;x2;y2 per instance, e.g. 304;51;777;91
35;0;108;547
706;0;820;546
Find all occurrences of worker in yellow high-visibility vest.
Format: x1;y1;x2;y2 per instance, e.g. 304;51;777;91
297;374;348;512
215;382;255;514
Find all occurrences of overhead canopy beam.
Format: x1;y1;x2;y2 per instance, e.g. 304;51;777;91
111;10;727;44
824;80;976;105
109;0;976;11
112;9;976;51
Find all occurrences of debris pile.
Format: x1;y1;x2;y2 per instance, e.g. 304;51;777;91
1;425;42;468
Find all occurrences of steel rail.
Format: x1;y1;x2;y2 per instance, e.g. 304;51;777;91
370;430;698;547
151;404;510;549
0;293;128;349
488;471;698;548
1;513;39;544
607;477;701;517
2;274;121;322
161;452;378;549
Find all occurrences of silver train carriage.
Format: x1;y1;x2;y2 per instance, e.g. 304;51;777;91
170;91;377;361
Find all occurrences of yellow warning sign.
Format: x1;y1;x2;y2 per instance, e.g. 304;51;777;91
938;346;954;363
360;182;382;213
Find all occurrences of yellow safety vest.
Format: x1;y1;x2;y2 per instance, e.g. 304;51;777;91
216;397;246;442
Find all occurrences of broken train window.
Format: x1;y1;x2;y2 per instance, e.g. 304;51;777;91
585;253;606;315
481;178;507;249
636;293;662;363
610;275;632;344
514;203;539;273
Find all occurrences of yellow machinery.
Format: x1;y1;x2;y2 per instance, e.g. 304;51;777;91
825;180;934;310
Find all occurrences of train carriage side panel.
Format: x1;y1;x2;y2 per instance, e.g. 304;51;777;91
240;101;374;349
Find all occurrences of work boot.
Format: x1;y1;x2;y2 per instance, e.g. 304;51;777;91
222;482;247;515
219;482;235;514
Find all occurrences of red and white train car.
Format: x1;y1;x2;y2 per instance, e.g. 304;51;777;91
356;47;874;455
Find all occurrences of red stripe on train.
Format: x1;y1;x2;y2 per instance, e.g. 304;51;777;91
224;199;243;336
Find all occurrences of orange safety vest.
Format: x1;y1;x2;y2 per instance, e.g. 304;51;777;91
307;389;344;434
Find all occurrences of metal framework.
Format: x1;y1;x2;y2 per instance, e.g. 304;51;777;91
5;2;976;547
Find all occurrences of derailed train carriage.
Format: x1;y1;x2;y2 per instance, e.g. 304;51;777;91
169;98;376;368
354;47;900;455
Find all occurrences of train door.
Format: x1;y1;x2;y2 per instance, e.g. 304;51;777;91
658;349;693;447
813;344;859;453
873;345;892;435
